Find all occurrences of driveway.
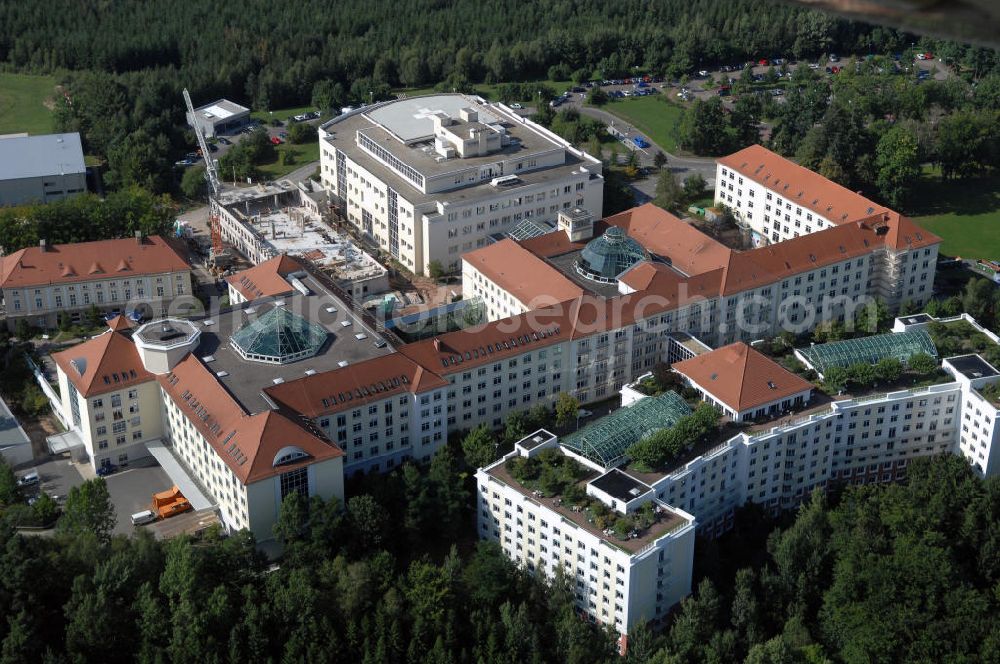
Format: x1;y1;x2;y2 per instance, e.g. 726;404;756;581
18;455;85;504
103;459;176;536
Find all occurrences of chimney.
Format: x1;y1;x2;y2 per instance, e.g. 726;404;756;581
433;338;442;352
135;230;143;244
39;239;46;252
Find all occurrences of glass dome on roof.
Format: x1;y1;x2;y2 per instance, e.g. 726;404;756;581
231;307;328;364
574;226;650;283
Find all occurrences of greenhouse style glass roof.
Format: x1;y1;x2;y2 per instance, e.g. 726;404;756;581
797;329;938;373
574;226;650;283
231;306;328;364
506;218;552;242
561;391;692;468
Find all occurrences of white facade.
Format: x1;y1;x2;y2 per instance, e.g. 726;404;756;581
319;95;604;275
160;393;344;541
4;266;193;331
311;385;450;477
714;162;937;310
55;366;164;472
715;162;842;244
477;442;696;635
478;358;1000;634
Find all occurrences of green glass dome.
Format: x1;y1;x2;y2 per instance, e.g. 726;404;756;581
231;307;328;364
575;226;650;283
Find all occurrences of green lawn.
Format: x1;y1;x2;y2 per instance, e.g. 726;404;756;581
256;141;320;178
251;105;318;123
595;96;684;153
0;72;57;135
905;172;1000;260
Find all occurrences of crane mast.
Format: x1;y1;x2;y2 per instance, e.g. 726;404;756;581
182;88;225;266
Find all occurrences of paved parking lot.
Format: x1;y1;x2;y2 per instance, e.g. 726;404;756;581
17;455;85;505
103;459;176;536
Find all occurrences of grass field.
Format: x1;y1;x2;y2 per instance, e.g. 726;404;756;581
906;172;1000;260
0;72;57;135
257;141;320;178
597;96;684;153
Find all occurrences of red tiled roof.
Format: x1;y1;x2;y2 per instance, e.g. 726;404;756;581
0;236;190;288
398;304;580;373
264;353;449;417
463;239;584;308
718;145;888;225
106;315;134;332
720;221;880;295
159;354;342;484
52;329;154;397
605;204;732;276
225;255;303;302
859;210;941;252
672;342;813;412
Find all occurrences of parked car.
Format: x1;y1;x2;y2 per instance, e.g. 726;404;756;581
577;408;594;419
697;70;709;77
510;102;523;109
758;59;769;66
218;136;231;145
829;54;839;62
808;63;820;70
16;470;39;487
131;510;157;526
96;464;118;477
270;136;282;145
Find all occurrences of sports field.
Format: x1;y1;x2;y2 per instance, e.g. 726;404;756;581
0;72;57;135
907;173;1000;260
599;96;684;153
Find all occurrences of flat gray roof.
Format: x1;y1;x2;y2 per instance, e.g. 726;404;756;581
0;133;85;181
0;396;30;451
323;123;597;207
366;95;500;143
193;99;250;120
188;271;394;413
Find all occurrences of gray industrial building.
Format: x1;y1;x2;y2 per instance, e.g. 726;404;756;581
186;98;251;137
0;396;32;467
0;132;87;207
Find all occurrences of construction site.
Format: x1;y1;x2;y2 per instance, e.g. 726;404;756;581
214;181;389;298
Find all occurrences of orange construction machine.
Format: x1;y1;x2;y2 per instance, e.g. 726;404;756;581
151;486;193;520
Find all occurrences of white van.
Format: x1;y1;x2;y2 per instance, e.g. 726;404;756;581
130;510;157;526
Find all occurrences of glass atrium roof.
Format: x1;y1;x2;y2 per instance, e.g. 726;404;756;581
231;307;328;364
506;218;553;242
575;226;650;283
561;391;692;468
797;329;938;373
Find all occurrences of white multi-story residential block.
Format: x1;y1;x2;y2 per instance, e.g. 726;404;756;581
477;431;695;639
0;235;193;330
715;145;936;309
318;94;604;275
477;340;1000;637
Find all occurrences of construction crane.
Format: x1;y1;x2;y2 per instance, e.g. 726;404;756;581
182;88;227;269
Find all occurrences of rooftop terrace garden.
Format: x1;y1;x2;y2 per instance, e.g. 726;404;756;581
978;381;1000;408
625;402;721;472
500;450;679;545
928;320;1000;366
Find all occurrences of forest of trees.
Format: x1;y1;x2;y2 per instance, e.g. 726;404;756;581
0;442;995;662
3;0;985;197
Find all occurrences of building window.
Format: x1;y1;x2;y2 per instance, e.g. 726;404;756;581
279;467;309;501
